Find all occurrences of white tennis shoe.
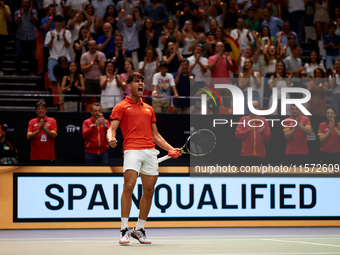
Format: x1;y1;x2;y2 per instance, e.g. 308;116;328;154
119;228;130;244
130;227;151;244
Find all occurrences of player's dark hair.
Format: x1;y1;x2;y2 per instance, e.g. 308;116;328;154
329;23;337;30
58;56;68;65
180;58;189;65
127;72;144;84
291;44;301;51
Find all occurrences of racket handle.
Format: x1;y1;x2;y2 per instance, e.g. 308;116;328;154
157;155;172;163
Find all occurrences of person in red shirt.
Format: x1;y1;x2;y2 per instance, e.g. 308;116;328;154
107;72;181;245
82;103;109;165
318;107;340;164
208;41;234;107
235;100;271;165
283;104;312;165
27;101;57;164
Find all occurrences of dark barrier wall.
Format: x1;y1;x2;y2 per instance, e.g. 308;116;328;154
0;112;330;165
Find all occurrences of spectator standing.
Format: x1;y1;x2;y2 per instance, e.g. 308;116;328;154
45;15;72;86
268;61;293;115
117;12;142;52
173;59;194;114
244;7;261;33
208;42;233;107
303;50;326;78
329;60;340;114
237;0;252;15
261;7;283;39
313;0;330;43
323;24;340;73
180;20;197;58
43;0;67;15
143;0;168;36
0;0;11;77
40;4;56;75
175;0;199;31
235;100;271;165
160;19;182;54
61;61;85;111
80;40;106;104
100;4;117;35
27;101;57;164
97;22;115;58
118;60;135;100
230;18;255;51
138;17;158;61
73;25;92;68
223;0;242;33
307;67;328;115
188;44;210;82
111;33;132;74
246;0;264;23
238;59;262;114
14;0;38;76
139;48;159;103
85;4;100;40
286;0;305;42
100;60;121;112
188;27;213;58
82;103;109;164
163;42;183;75
318;107;340;163
283;104;312;165
152;61;178;113
283;44;304;79
117;12;142;70
92;0;115;20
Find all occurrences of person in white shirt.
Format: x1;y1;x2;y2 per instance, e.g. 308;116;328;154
187;44;210;81
230;18;255;51
99;60;121;111
303;50;326;78
152;61;179;113
45;15;72;87
139;47;159;104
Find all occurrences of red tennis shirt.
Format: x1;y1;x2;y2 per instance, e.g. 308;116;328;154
318;122;340;153
110;97;156;152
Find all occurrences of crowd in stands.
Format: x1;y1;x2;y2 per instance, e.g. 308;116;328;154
1;0;340;115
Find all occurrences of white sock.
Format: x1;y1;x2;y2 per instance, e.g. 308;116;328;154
121;217;129;230
136;218;146;230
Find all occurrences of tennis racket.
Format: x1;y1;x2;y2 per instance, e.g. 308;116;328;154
158;129;216;163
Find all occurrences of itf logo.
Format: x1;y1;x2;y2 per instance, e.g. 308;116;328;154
66;125;81;133
200;84;311;116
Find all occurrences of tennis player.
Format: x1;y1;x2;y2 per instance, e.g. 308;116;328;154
107;72;181;244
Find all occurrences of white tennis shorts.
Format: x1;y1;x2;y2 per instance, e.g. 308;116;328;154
123;149;160;176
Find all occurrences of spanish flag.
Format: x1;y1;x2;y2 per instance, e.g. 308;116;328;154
207;32;240;73
225;34;240;74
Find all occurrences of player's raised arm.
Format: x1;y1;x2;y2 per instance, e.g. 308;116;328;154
107;119;120;148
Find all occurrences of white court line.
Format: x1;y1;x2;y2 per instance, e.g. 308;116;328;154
263;239;340;248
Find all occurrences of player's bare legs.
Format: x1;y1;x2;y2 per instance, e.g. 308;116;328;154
138;174;158;220
121;170;138;218
119;170;138;244
130;173;157;244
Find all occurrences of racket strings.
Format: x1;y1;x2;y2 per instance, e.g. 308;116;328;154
187;130;216;156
